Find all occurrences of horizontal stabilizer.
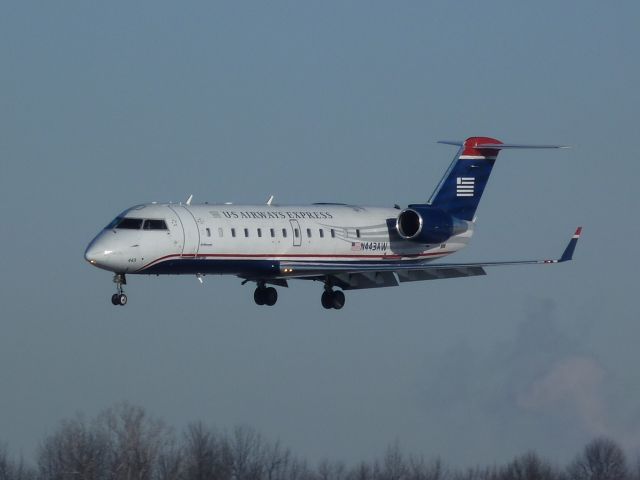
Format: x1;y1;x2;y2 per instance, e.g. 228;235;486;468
437;140;569;149
476;143;569;150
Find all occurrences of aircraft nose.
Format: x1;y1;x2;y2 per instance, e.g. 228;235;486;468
84;233;120;271
84;247;99;265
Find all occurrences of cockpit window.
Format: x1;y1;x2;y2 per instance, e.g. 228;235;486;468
105;217;121;229
106;217;168;230
143;219;168;230
116;218;144;229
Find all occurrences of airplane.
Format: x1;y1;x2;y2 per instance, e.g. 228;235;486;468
84;136;581;310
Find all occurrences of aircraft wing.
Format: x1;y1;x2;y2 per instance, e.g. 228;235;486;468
276;227;582;290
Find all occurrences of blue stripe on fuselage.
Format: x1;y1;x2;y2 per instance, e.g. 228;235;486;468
141;259;281;276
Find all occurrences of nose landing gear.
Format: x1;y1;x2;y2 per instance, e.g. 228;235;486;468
254;282;278;306
111;273;128;306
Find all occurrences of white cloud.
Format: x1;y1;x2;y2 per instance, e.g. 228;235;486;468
517;356;608;436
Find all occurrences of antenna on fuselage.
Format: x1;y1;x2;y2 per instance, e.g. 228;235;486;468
266;195;274;206
186;194;193;206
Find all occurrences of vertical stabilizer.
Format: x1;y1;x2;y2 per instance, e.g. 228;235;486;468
429;137;567;221
428;137;502;221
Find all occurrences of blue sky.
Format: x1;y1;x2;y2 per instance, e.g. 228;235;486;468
1;0;639;467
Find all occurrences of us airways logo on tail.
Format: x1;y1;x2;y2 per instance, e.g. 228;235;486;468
456;177;475;197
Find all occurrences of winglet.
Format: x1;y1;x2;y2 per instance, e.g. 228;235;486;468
558;227;582;262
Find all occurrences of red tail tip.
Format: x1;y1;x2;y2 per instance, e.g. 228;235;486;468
462;136;503;156
575;227;582;236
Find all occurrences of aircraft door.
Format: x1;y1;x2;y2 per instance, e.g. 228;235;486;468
290;219;302;247
168;205;200;257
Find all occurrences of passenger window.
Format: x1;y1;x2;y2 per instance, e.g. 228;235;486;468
307;228;312;238
356;229;361;238
270;228;275;238
331;229;336;238
244;228;249;238
257;228;262;238
319;229;324;238
294;228;299;238
231;228;236;238
218;228;224;237
206;228;211;237
282;228;287;238
117;218;143;230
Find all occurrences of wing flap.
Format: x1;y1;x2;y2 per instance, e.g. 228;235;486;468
397;266;486;282
332;271;399;290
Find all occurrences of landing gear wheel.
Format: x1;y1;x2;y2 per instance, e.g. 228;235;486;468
254;287;266;305
254;286;277;306
331;290;345;310
321;289;345;309
264;287;278;306
321;291;333;309
111;273;128;306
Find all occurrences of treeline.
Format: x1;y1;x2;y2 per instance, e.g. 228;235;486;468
0;403;637;480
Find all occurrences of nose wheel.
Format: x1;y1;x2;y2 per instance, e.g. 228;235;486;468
111;273;128;306
321;287;345;310
254;283;278;306
111;293;128;306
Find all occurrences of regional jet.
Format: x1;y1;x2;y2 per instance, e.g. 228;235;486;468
84;137;581;309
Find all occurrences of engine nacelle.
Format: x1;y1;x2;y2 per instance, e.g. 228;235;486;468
395;205;467;244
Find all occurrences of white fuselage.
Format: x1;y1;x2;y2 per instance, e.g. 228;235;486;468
84;203;473;278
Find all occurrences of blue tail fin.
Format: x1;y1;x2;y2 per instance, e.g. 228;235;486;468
428;137;568;221
428;137;502;221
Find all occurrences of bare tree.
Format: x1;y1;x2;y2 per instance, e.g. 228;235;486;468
497;452;561;480
406;456;448;480
0;446;14;480
315;459;347;480
154;436;183;480
37;415;110;480
630;456;640;480
19;405;640;480
0;445;34;480
374;442;408;480
224;425;266;480
100;403;174;480
182;423;299;480
262;440;293;480
181;422;232;480
347;462;373;480
567;437;628;480
450;466;495;480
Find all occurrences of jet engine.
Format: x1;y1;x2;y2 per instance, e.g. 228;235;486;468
395;205;467;244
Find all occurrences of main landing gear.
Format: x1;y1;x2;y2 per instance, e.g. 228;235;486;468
321;286;345;310
254;283;278;306
111;273;128;306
